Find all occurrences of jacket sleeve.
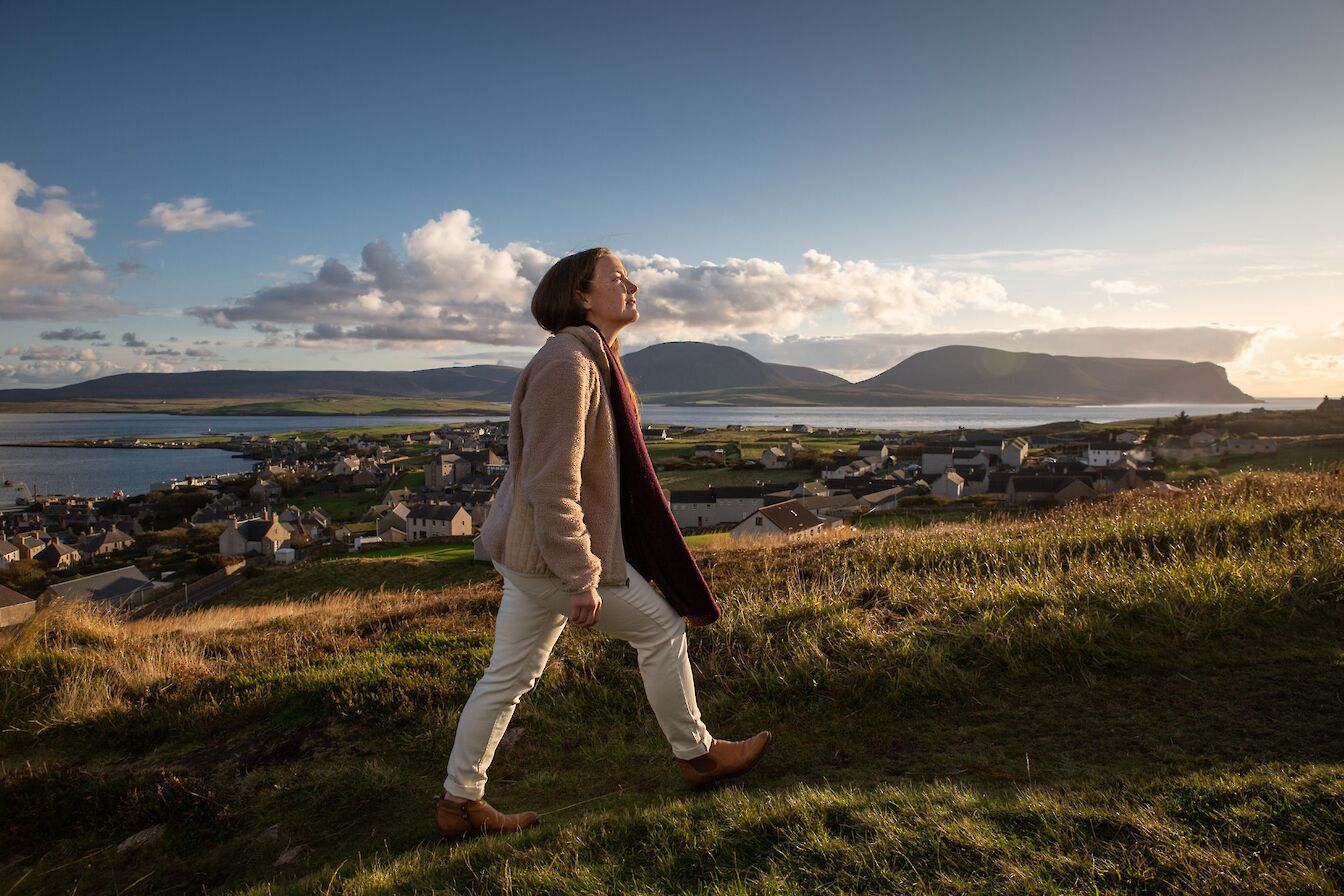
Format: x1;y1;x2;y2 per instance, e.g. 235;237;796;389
517;350;603;593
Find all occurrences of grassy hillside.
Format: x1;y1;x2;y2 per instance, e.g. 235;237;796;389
2;473;1342;894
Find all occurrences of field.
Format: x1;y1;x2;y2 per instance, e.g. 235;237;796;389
2;472;1342;894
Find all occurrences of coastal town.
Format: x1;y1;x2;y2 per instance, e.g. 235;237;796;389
2;398;1325;630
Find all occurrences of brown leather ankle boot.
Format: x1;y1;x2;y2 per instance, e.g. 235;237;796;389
674;731;773;790
435;796;539;838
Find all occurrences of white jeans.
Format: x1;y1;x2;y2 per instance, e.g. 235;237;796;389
443;561;713;800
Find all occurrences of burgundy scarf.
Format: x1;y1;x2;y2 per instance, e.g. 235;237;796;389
586;324;720;627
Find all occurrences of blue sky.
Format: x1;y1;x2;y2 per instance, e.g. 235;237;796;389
3;0;1341;395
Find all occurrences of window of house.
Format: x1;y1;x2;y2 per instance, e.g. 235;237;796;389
755;516;763;526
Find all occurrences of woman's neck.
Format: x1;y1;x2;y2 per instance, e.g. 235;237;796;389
583;319;623;348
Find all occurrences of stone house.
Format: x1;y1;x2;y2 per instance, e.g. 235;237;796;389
406;504;473;540
34;540;80;570
78;527;136;557
219;515;291;558
249;478;283;504
16;533;47;560
376;503;411;543
0;538;19;568
332;455;363;476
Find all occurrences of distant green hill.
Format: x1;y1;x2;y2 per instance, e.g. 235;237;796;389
622;341;849;393
0;342;1257;410
860;344;1256;403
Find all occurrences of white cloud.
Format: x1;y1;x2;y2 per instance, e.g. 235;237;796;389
142;196;253;232
0;162;134;321
0;345;136;386
1293;353;1344;374
1197;267;1342;287
288;254;325;267
623;249;1038;338
18;343;67;361
1090;279;1159;296
189;211;555;346
190;213;1059;349
933;248;1116;274
123;239;162;249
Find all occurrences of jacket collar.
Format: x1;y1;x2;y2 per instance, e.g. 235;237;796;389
557;324;616;381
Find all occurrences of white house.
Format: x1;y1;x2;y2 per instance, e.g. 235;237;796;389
760;447;789;469
1224;437;1277;455
730;500;826;540
1085;443;1130;468
856;442;889;461
668;487;766;529
930;471;965;498
1001;437;1030;468
950;447;991;469
919;444;956;474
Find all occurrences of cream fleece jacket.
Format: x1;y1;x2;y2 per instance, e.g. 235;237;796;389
479;325;628;592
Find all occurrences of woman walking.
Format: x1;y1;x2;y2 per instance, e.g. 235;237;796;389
436;248;771;838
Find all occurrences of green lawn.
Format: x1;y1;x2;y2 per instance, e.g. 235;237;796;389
1216;435;1344;473
349;542;476;561
298;489;381;522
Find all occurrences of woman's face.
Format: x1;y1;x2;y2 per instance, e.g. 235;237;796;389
581;254;639;340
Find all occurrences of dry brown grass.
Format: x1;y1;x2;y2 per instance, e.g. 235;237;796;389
2;582;499;729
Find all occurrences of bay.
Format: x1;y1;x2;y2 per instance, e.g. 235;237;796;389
0;399;1320;498
638;397;1319;430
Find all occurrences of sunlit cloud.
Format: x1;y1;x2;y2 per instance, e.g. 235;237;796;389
142;196;253;232
188;210;1061;350
0;162;134;321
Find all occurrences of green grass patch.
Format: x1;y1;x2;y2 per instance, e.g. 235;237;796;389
3;472;1342;894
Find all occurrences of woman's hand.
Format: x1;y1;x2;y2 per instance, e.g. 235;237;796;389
569;587;602;628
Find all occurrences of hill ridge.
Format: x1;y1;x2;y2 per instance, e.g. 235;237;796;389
0;341;1255;406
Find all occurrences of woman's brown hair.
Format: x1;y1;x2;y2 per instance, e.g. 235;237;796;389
531;247;611;334
530;246;640;421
